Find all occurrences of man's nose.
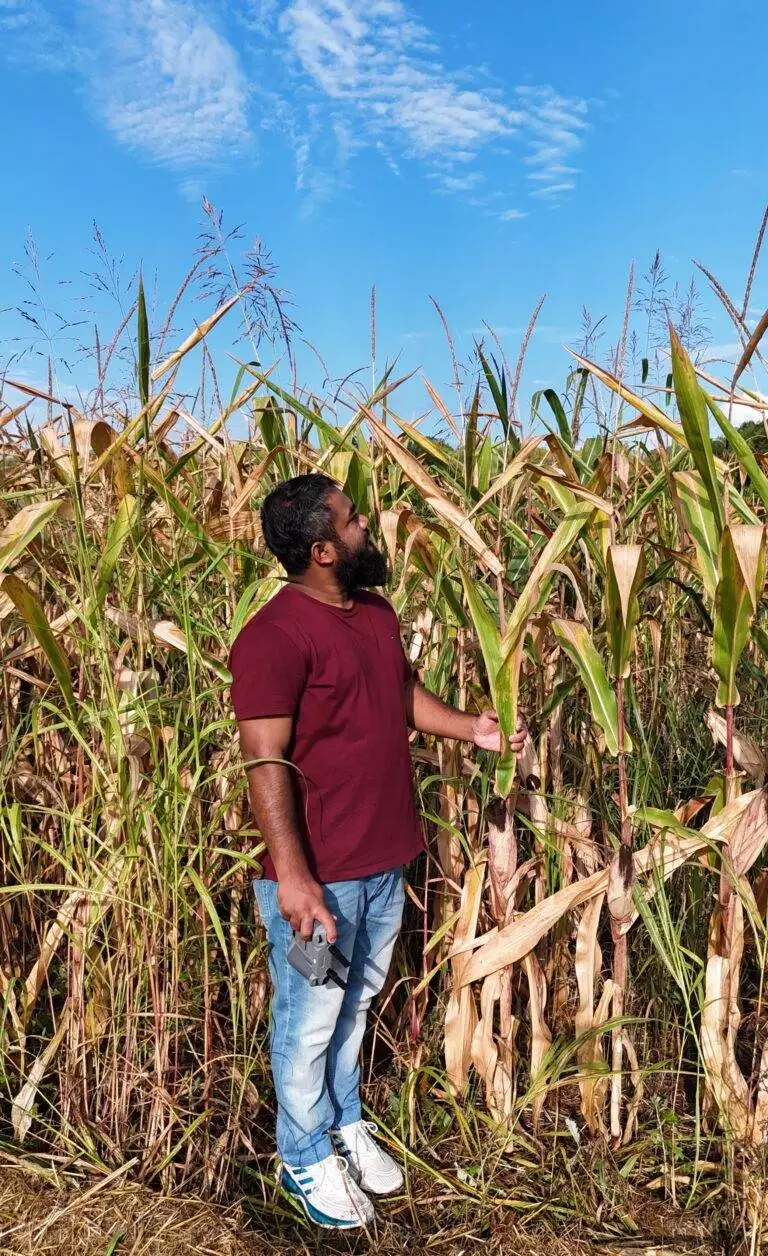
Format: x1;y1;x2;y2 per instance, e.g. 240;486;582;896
359;514;368;529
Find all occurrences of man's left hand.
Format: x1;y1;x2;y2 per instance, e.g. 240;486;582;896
471;710;527;753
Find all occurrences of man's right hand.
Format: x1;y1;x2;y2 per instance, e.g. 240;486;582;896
277;875;337;943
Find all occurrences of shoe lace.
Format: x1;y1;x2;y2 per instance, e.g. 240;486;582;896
331;1154;371;1222
361;1122;387;1158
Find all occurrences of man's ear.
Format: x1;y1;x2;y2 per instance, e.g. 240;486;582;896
310;538;336;568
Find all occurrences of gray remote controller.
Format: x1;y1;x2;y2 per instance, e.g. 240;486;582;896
287;923;350;989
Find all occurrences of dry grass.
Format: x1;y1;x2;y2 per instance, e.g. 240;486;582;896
0;1163;722;1256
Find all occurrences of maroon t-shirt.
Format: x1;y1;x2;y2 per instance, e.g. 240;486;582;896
229;585;424;883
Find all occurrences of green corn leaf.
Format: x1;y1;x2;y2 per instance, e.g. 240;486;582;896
464;382;480;490
672;471;719;602
1;572;74;712
500;501;596;668
325;450;354;488
137;274;150;409
477;344;517;449
532;387;572;448
256;397;291;481
393;416;455;471
753;622;768;664
570;349;686;444
458;566;503;710
706;394;768;512
93;494;138;609
538;675;578;723
669;326;724;536
551;617;623;756
712;525;766;708
495;502;595;796
475;434;493;496
459;566;501;669
458;566;520;798
624;447;687;524
185;866;228;952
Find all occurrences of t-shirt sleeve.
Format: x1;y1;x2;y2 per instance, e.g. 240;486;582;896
229;621;309;720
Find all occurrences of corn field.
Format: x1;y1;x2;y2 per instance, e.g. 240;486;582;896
2;236;768;1232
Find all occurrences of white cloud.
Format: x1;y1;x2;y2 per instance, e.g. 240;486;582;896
0;0;592;211
80;0;251;167
434;172;484;194
517;85;588;200
531;181;576;199
0;0;65;67
719;399;768;427
1;0;251;169
705;342;740;360
278;0;521;158
272;0;590;209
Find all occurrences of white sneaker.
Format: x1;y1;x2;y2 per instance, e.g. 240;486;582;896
330;1121;404;1196
280;1153;375;1229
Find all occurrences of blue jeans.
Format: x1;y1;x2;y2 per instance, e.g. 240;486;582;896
253;869;405;1169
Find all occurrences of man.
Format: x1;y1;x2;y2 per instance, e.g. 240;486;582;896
230;473;525;1230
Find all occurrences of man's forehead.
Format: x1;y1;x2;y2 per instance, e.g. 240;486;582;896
327;487;352;515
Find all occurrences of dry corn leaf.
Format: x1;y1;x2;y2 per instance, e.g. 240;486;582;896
470;970;503;1116
705;709;766;781
486;797;517;924
152;292;241;381
459;825;721;986
12;1005;71;1143
701;902;752;1142
575;892;608;1134
366;412;503;577
524;951;552;1129
0;499;62;574
206;511;262;543
753;1040;768;1136
457;867;606;986
0;396;32;431
445;860;484;1091
379;508;403;566
466;435;542;518
727;787;768;878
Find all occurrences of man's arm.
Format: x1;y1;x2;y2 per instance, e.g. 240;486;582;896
405;678;527;752
237;716;337;942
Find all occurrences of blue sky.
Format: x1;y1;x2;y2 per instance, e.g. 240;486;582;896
1;0;766;432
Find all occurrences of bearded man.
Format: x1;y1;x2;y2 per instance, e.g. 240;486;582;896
230;473;525;1230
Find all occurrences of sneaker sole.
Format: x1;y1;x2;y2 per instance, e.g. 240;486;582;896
281;1169;369;1230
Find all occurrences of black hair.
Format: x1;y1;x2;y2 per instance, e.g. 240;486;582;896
260;474;339;575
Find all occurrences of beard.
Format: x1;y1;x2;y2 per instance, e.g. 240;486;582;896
334;535;389;595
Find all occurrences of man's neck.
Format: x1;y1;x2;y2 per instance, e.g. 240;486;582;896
287;574;355;610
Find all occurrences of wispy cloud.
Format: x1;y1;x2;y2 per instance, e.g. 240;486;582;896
705;342;740;360
80;0;251;167
1;0;251;170
267;0;591;210
0;0;66;68
1;0;592;212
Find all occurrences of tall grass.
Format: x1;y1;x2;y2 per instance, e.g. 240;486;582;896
2;224;768;1241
